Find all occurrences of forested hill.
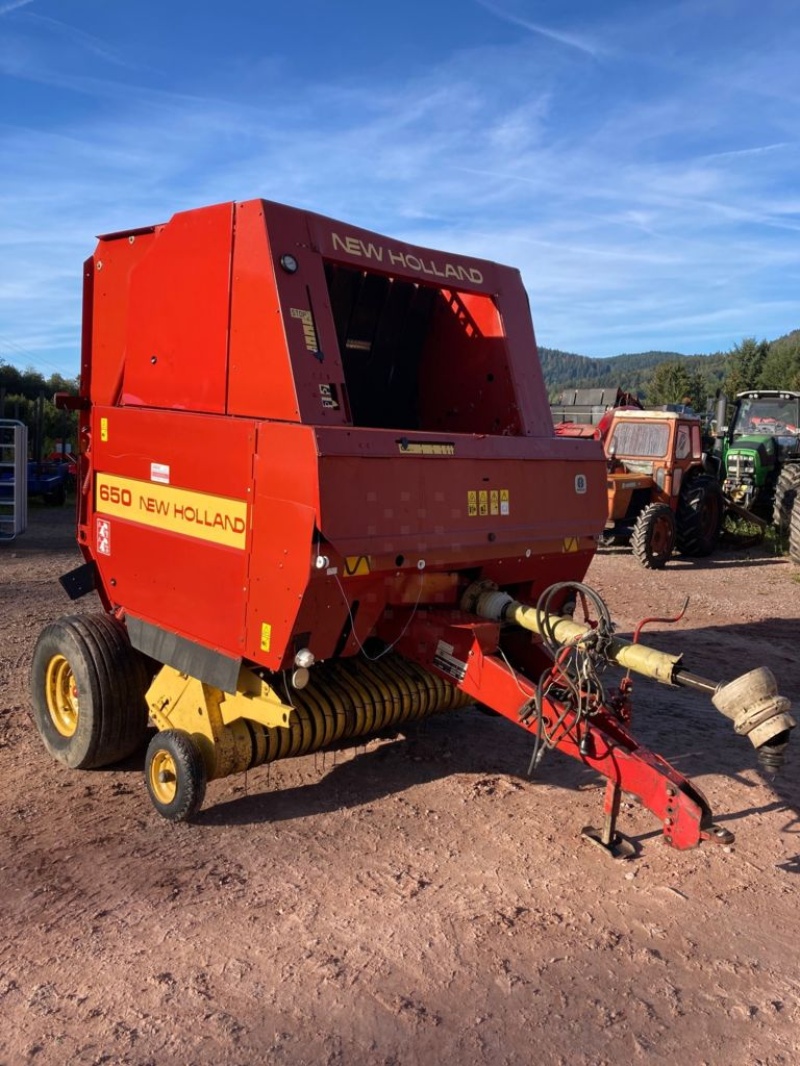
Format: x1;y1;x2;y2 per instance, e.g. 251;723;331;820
538;346;729;399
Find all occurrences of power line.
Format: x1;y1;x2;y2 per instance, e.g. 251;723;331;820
0;335;78;378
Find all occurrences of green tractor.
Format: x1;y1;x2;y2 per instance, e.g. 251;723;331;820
715;389;800;561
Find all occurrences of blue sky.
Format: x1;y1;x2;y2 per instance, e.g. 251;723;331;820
2;0;799;380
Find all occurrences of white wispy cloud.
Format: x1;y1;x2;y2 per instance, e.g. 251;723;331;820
25;11;141;69
0;0;34;15
699;142;793;161
475;0;607;58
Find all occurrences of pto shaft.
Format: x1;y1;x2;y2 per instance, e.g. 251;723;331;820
462;581;795;761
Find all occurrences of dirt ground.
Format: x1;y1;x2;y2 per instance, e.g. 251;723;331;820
1;504;799;1066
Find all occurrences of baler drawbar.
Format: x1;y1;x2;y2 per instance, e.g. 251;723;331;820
32;198;793;853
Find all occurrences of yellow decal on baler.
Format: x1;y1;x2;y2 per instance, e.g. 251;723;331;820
95;473;248;549
260;623;272;652
344;555;371;576
467;490;478;517
478;490;489;515
563;537;580;553
100;417;108;442
490;490;499;515
290;307;319;352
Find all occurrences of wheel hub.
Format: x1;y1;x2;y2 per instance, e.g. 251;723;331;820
149;750;178;804
45;654;80;737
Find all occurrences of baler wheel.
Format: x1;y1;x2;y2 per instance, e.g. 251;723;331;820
30;614;150;769
631;503;676;569
144;730;207;822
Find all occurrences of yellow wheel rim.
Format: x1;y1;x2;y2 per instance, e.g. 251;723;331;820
149;749;178;806
45;654;80;737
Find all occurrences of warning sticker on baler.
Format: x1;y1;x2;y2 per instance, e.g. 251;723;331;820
97;518;111;556
433;640;468;682
344;555;371;576
466;488;510;516
95;473;248;549
290;307;319;352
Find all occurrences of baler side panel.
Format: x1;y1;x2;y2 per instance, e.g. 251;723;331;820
84;407;256;659
121;203;234;413
226;201;299;422
243;422;322;670
236;200;350;426
95;522;250;654
497;280;554;438
88;231;158;407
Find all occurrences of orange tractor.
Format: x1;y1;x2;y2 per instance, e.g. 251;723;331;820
602;409;723;568
31;199;791;854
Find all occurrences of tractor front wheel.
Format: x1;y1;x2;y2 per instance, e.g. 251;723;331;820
30;614;151;769
631;503;676;569
145;730;207;822
676;474;723;556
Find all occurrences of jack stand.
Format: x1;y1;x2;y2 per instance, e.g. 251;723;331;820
582;779;639;859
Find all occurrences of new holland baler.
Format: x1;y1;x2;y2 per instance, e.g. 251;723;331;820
32;199;793;852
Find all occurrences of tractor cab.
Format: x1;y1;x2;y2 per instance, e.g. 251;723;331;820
722;391;800;511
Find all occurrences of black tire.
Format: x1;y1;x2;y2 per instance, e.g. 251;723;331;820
676;474;723;556
144;730;207;822
790;503;800;564
30;614;151;769
773;465;800;535
631;503;676;569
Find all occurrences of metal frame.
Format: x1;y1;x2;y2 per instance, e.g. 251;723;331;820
0;419;28;541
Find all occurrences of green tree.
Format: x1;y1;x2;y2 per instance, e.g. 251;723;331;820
0;361;79;456
759;331;800;390
646;361;694;406
723;337;769;395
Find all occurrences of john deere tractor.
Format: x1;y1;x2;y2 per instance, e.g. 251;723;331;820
716;390;800;561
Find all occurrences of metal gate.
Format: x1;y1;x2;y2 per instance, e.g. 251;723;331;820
0;419;28;541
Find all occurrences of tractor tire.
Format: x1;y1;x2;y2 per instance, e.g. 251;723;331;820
144;730;207;822
790;503;800;564
631;503;676;569
772;465;800;535
30;614;151;769
676;474;723;556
